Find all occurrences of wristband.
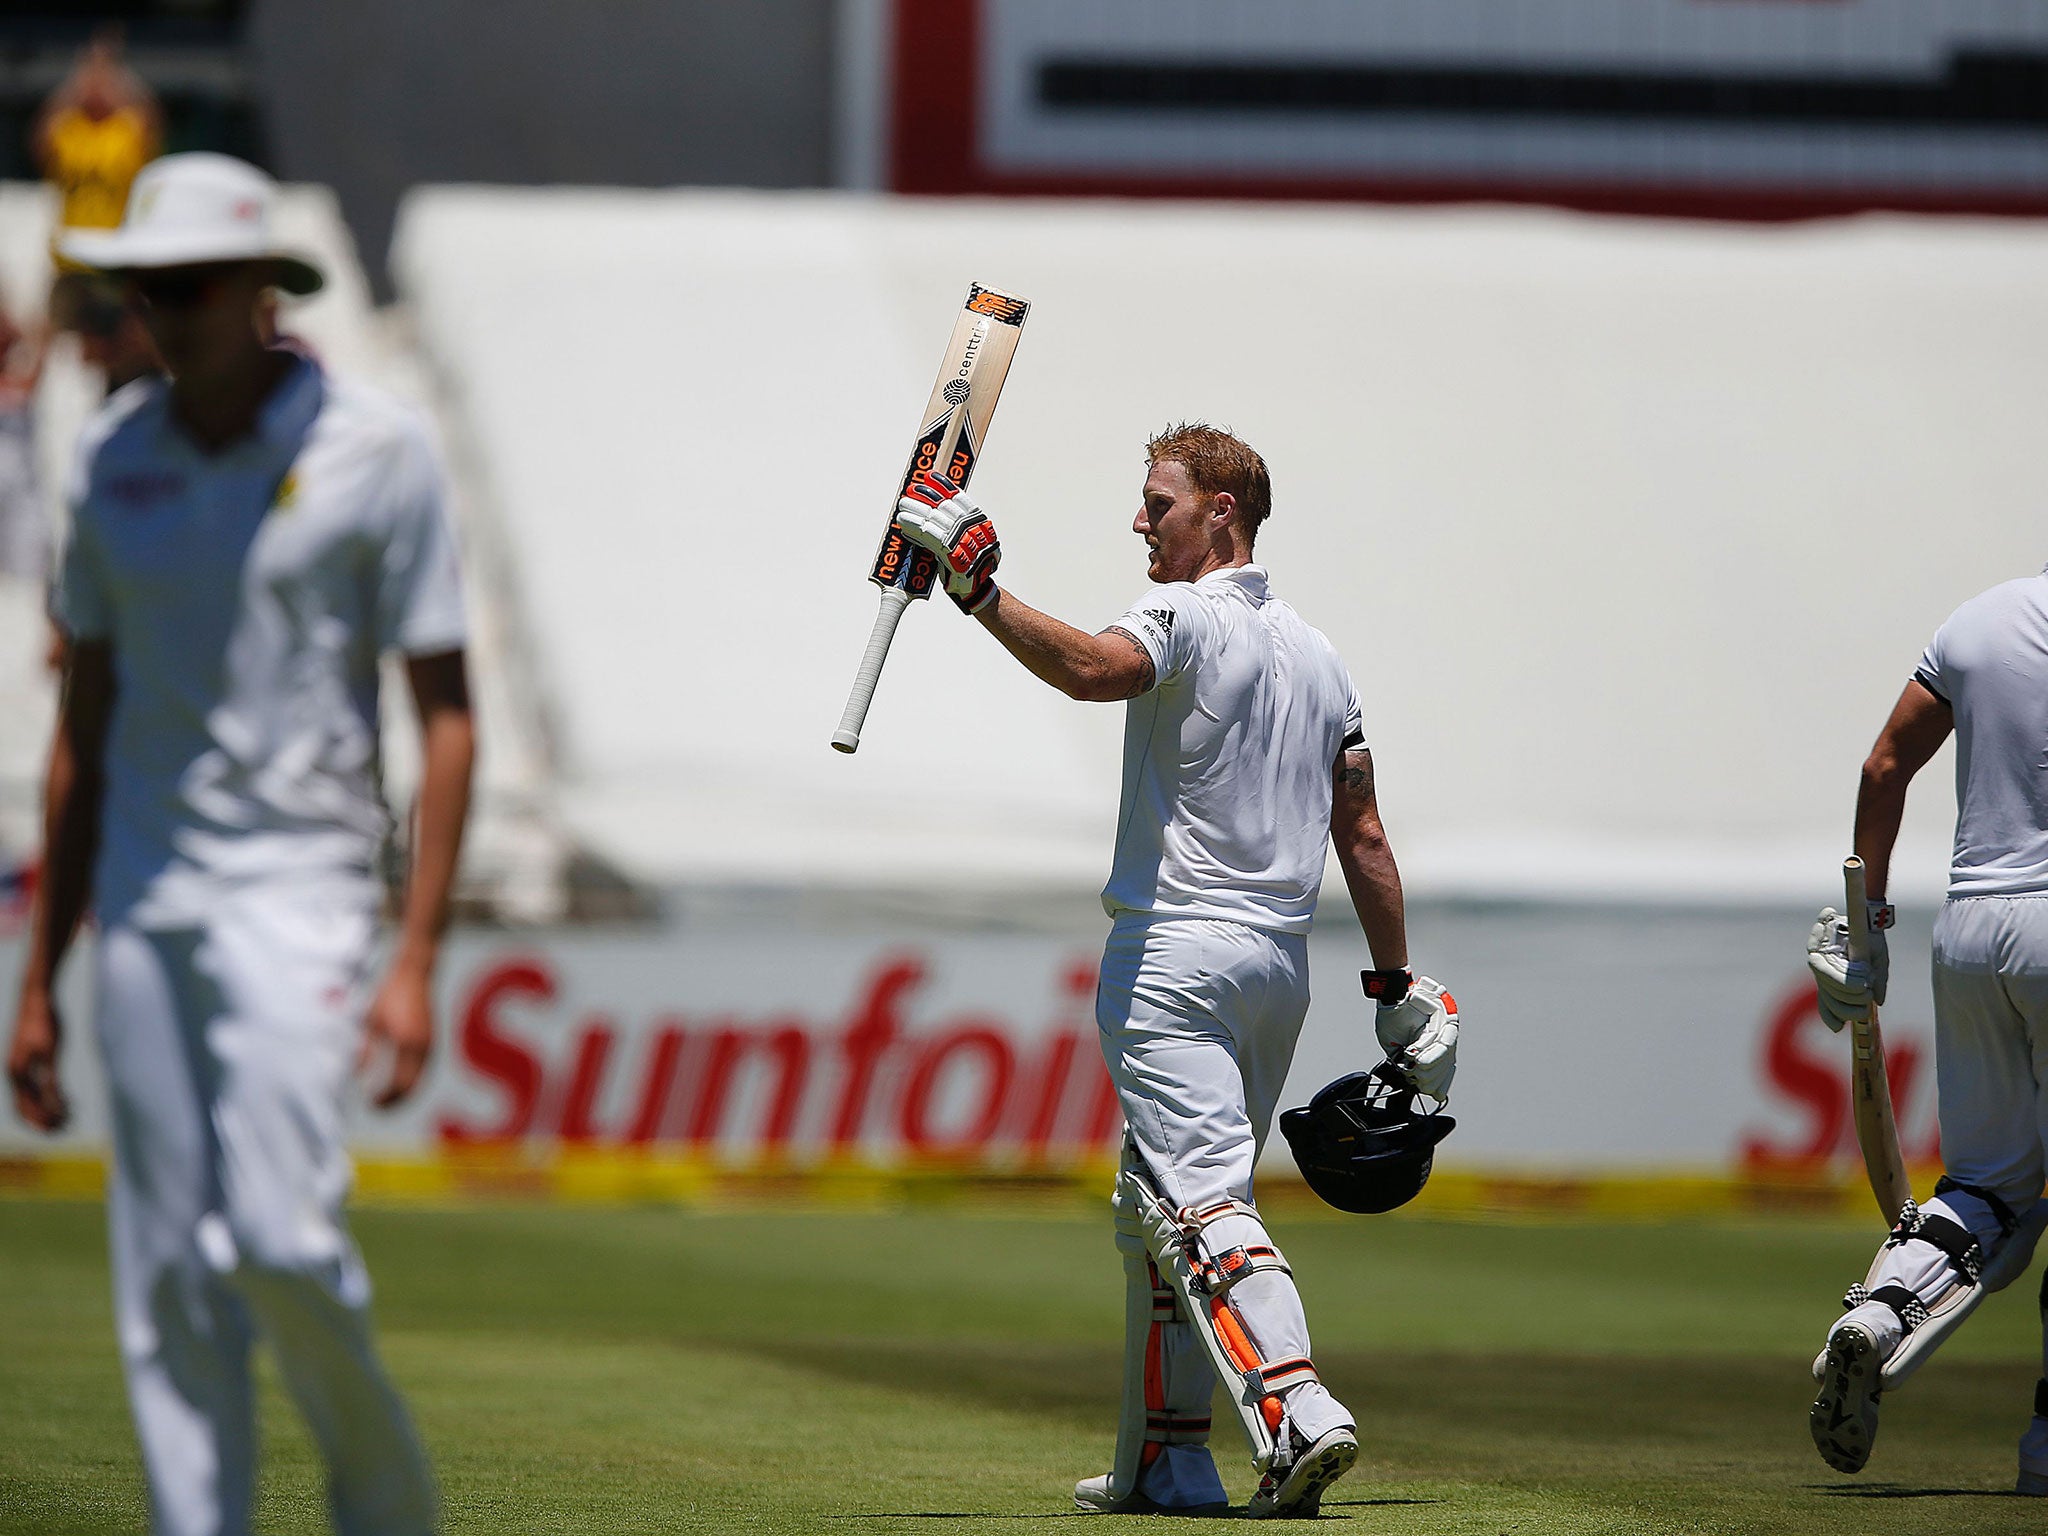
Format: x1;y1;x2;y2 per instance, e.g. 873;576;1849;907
951;577;998;615
1867;901;1895;932
1362;968;1414;1007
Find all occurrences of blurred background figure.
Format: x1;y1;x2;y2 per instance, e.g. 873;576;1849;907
35;26;161;339
35;25;161;239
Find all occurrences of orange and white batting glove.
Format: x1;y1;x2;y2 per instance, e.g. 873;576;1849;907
1369;970;1459;1100
896;471;1000;614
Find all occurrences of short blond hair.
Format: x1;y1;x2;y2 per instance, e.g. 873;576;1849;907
1145;422;1272;543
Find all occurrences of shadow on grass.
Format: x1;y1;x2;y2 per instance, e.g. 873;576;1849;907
825;1514;1117;1521
1809;1484;2033;1499
749;1339;2036;1485
749;1337;1113;1422
824;1497;1436;1522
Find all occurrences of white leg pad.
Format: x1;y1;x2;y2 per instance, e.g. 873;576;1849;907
1106;1171;1220;1507
1106;1248;1153;1504
1882;1198;2048;1388
1117;1147;1314;1473
1811;1188;2043;1390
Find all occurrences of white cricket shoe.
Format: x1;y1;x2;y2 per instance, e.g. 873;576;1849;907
1810;1321;1883;1474
1071;1473;1226;1516
1072;1474;1151;1514
1247;1424;1358;1519
2018;1414;2048;1495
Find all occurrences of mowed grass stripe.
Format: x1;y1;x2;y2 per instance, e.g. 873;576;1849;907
2;1200;2042;1533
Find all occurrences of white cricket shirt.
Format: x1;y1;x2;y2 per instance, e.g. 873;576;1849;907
55;354;467;926
1101;565;1363;934
1913;570;2048;899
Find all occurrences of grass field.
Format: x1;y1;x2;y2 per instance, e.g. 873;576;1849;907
2;1197;2044;1534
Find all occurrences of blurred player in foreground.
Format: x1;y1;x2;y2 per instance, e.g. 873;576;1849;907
1805;567;2048;1488
896;425;1456;1516
5;153;473;1536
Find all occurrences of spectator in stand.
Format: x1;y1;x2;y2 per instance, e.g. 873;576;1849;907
36;26;162;337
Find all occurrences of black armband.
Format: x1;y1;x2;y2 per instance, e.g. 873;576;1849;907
1362;968;1413;1007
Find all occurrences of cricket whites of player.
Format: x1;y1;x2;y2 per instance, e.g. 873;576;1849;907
894;422;1457;1517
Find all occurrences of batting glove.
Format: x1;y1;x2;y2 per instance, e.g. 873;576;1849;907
1806;903;1892;1033
1368;970;1459;1101
896;471;1000;614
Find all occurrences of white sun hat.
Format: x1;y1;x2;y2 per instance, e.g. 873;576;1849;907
58;152;324;295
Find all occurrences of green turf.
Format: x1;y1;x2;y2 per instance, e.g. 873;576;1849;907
2;1198;2043;1533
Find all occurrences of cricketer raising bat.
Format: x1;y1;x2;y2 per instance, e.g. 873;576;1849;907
830;283;1030;754
1843;855;1912;1224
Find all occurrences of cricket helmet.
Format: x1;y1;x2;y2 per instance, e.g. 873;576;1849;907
1278;1063;1455;1215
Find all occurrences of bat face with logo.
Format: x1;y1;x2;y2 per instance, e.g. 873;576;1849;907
830;283;1030;754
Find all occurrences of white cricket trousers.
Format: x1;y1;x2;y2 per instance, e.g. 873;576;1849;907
1096;913;1350;1504
1930;896;2048;1209
94;891;436;1536
1836;896;2048;1360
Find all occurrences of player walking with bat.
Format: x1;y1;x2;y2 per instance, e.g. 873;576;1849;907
1804;567;2048;1487
894;424;1456;1515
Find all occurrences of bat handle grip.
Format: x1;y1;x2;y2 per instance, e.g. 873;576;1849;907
1843;856;1871;962
831;586;914;753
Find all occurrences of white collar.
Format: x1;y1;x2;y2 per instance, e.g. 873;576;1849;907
1198;563;1269;603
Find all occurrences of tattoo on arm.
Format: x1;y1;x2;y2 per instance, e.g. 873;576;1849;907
1337;747;1374;797
1102;627;1156;699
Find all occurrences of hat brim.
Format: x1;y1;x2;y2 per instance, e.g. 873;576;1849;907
57;227;324;296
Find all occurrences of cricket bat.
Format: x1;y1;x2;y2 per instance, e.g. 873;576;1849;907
1843;855;1912;1224
830;283;1030;754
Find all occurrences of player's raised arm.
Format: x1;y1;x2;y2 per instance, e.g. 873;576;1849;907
895;470;1153;701
978;590;1155;702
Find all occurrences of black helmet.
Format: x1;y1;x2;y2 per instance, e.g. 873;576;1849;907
1279;1064;1455;1214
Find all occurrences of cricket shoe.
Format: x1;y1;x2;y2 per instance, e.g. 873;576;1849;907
1810;1321;1883;1474
1072;1475;1154;1515
1247;1424;1358;1519
2017;1413;2048;1495
1071;1474;1226;1516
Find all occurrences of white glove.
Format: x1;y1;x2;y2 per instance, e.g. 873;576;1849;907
1371;972;1459;1100
1806;903;1892;1033
895;470;1000;613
